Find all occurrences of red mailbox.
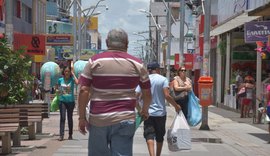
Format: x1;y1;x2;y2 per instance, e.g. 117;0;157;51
198;76;213;107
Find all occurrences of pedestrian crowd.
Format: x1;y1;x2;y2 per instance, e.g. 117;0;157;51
46;28;270;156
235;70;270;143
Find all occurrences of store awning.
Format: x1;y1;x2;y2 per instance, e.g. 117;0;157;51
210;11;260;36
248;2;270;16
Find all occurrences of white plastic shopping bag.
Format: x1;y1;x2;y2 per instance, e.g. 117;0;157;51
167;111;191;151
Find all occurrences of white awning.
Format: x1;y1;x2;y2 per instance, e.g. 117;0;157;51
210;11;261;36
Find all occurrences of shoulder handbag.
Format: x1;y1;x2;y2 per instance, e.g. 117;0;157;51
237;86;246;97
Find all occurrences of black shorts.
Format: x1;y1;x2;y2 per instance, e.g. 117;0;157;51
143;115;166;142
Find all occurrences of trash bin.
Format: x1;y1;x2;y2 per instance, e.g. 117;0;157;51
198;76;213;107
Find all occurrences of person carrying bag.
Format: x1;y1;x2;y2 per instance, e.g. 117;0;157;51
173;67;192;119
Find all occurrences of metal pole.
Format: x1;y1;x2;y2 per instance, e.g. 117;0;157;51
73;0;77;62
141;45;144;63
78;0;82;60
162;0;176;24
5;0;13;49
134;33;148;65
83;26;87;49
179;0;185;67
202;0;211;76
156;16;159;63
199;0;211;131
166;3;172;81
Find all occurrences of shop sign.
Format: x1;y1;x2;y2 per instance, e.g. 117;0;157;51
13;33;45;55
245;21;270;43
79;49;104;60
33;55;44;63
174;53;180;70
46;20;72;34
184;54;194;70
193;54;203;70
62;47;73;60
174;53;194;70
46;34;73;46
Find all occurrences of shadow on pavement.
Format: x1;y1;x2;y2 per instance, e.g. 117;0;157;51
249;133;269;142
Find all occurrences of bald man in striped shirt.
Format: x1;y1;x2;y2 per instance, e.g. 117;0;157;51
78;28;152;156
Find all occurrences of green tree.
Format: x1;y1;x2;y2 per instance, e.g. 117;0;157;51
0;36;34;105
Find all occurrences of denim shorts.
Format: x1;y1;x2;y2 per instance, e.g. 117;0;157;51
88;120;135;156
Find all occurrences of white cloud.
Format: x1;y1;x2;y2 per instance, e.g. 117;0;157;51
128;0;149;5
81;0;150;54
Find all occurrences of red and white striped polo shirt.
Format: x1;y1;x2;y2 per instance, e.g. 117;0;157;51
80;50;150;126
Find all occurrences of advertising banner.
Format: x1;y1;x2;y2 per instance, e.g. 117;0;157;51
80;49;104;60
13;33;46;55
184;54;194;70
245;21;270;43
46;34;73;46
46;20;72;34
174;53;194;70
88;16;98;30
174;53;180;70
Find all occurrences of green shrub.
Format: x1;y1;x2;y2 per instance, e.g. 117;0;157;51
0;36;34;105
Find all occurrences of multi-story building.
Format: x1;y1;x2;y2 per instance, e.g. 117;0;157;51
148;0;198;68
206;0;270;114
150;0;270;120
46;0;102;63
3;0;47;75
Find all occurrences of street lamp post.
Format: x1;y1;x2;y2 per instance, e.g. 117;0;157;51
179;0;185;67
199;0;211;131
72;0;77;62
139;9;163;65
80;4;108;51
81;11;101;50
166;3;172;81
80;2;107;54
72;0;106;61
132;41;145;63
78;0;82;59
133;32;150;65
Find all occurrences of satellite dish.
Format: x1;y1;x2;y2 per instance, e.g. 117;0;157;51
171;20;188;38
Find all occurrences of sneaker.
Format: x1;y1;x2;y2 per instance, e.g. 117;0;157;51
58;136;64;141
68;135;73;140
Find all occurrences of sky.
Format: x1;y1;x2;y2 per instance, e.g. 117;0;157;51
81;0;150;57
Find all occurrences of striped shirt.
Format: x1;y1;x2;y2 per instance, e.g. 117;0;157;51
80;50;151;126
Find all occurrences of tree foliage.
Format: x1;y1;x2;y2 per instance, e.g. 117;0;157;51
0;37;34;105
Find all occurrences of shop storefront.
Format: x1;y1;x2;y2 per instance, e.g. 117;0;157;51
207;0;269;110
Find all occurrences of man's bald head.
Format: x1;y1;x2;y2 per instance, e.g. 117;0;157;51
106;28;129;51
